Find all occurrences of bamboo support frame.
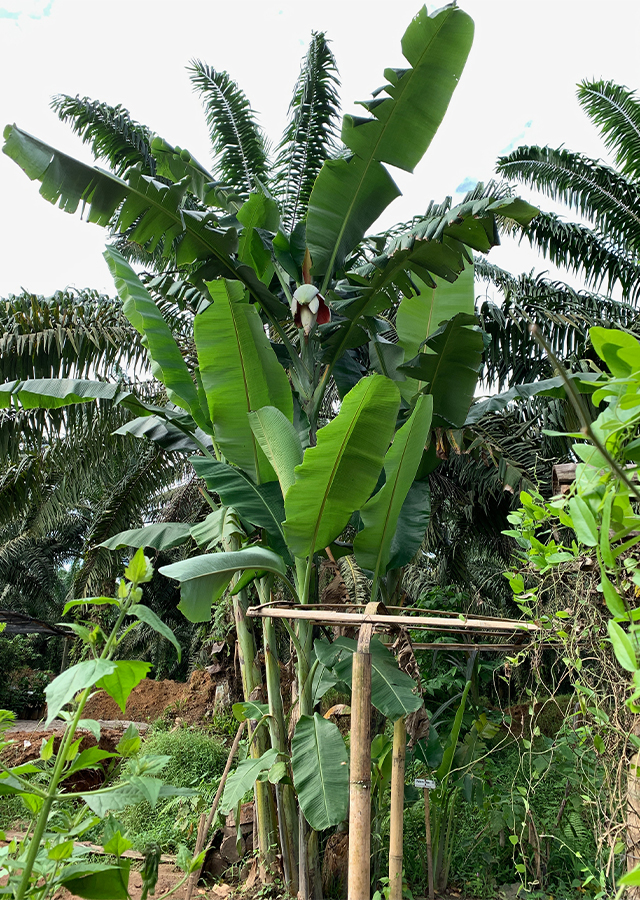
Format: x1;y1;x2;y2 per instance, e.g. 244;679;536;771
247;600;543;896
388;717;406;900
247;605;538;634
348;602;379;900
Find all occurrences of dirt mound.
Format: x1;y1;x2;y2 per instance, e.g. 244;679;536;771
2;727;127;791
82;669;225;724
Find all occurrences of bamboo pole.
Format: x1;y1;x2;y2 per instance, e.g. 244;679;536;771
348;647;372;900
348;601;379;900
247;606;538;633
388;717;406;900
424;788;434;900
185;720;246;900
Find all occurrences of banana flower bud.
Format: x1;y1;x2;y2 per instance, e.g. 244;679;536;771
291;284;331;336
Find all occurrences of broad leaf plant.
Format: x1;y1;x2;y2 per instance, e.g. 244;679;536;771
1;4;537;894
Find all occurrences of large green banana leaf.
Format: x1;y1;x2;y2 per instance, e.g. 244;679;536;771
160;548;288;622
114;414;211;454
99;523;192;551
396;264;474;361
190;457;290;562
248;406;303;498
194;279;293;482
284;375;400;559
354;394;433;582
291;713;349;831
315;637;422;722
2;125;284;319
399;313;483;428
219;749;280;815
387;478;431;570
318;197;537;373
307;4;474;280
105;247;208;430
150;136;242;214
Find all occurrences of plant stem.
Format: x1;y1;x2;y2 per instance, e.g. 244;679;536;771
14;595;132;900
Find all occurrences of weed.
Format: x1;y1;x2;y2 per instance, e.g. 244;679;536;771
118;725;227;851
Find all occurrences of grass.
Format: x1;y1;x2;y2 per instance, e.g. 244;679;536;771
116;724;228;852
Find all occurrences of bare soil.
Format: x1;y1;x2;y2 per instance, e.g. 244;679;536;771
82;669;221;724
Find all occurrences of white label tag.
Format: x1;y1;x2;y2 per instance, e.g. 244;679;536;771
414;778;437;790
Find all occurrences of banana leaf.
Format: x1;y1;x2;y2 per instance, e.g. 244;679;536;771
307;4;474;280
99;523;192;551
284;375;400;559
0;378;126;409
398;313;483;428
189;457;290;562
2;125;285;319
194;279;293;482
354;394;433;581
105;247;208;430
248;406;303;498
314;636;422;721
160;548;288;623
291;713;349;831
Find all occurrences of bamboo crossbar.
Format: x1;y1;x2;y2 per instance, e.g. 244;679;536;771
251;599;522;624
410;642;540;651
246;605;538;633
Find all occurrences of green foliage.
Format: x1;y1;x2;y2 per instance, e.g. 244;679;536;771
118;726;227;851
0;635;52;716
290;713;349;831
0;554;203;900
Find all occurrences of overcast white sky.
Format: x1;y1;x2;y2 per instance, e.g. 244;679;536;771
1;0;639;300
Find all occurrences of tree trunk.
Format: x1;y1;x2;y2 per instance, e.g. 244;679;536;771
228;545;277;874
263;609;299;892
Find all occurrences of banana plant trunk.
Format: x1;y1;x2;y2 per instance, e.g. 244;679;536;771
388;717;406;900
228;540;277;874
262;606;299;892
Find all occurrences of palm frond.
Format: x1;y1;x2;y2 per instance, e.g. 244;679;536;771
578;79;640;181
274;32;341;231
497;145;640;254
51;94;155;177
476;258;640;388
188;61;269;196
505;211;640;303
0;288;147;382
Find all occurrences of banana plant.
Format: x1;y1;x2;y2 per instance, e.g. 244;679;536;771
1;4;538;894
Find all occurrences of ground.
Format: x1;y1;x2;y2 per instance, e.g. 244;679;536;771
1;672;518;899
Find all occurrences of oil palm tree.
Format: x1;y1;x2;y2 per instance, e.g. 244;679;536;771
483;78;640;380
449;80;640;509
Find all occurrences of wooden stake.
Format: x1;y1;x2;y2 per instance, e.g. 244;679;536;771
424;787;434;900
627;741;640;899
348;601;379;900
185;720;246;900
388;717;406;900
348;648;372;900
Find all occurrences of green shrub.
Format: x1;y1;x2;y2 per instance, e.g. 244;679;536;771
0;635;53;716
117;725;227;851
